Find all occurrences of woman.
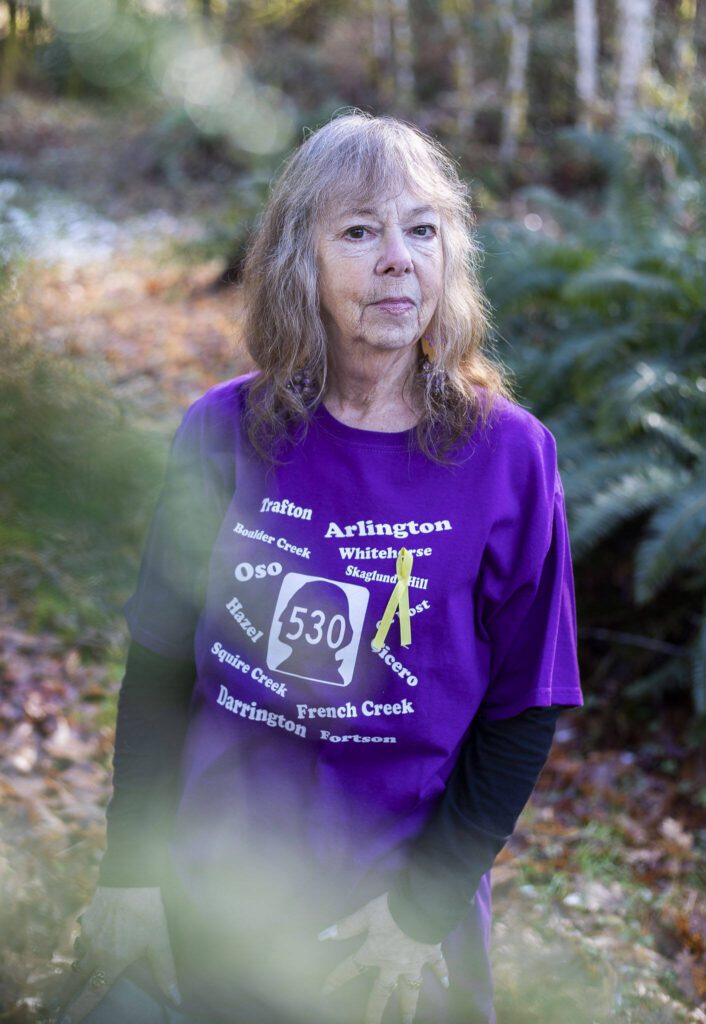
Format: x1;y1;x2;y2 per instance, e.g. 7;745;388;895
65;110;583;1024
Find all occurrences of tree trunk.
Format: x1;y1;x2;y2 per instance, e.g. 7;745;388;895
615;0;655;126
223;0;244;42
0;0;21;96
389;0;416;113
441;0;476;137
574;0;599;130
673;0;698;117
500;0;533;163
372;0;395;106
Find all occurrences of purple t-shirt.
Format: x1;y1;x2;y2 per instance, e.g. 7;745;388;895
123;370;583;1023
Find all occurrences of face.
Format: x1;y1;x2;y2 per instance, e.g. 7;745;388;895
314;186;444;361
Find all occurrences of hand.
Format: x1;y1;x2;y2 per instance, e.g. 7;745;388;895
69;886;181;1015
318;892;449;1024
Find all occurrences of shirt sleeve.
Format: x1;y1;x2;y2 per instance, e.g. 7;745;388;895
122;393;234;660
477;423;583;721
386;704;561;943
98;641;195;887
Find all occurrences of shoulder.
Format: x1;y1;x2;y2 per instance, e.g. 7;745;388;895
480;390;556;451
183;370;260;426
478;390;558;467
175;370;259;438
166;371;260;463
472;390;561;501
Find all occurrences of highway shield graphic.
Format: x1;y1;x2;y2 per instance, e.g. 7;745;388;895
267;573;369;687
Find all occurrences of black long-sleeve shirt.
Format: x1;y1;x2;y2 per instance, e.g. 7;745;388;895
98;640;561;943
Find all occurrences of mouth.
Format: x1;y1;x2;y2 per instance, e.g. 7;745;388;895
372;298;416;312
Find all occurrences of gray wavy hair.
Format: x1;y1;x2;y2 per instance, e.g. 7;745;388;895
240;108;516;465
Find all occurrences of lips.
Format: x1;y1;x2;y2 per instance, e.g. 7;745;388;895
373;297;416;309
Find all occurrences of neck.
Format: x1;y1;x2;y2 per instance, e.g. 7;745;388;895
324;342;421;425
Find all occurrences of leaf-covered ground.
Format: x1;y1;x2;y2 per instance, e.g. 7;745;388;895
1;94;705;1023
2;616;704;1022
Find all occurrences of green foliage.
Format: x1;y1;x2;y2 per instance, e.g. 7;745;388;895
480;119;706;721
0;324;170;646
572;821;634;884
161;165;272;270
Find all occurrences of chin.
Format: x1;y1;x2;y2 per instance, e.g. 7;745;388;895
366;331;419;349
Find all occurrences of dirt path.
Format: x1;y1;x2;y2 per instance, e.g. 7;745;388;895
2;92;254;419
14;250;252;419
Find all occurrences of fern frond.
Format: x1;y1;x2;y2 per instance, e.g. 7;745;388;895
569;464;692;559
550;323;641;377
623;116;699;177
690;603;706;716
514;185;599;236
559;450;663;504
554;126;626;177
562;267;683;301
634;475;706;603
623;655;692;700
488;265;571;307
635;410;704;460
593;360;704;445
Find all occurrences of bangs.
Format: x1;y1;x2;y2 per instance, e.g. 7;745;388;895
311;131;450;225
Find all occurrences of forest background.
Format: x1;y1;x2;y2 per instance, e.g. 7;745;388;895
1;0;705;1020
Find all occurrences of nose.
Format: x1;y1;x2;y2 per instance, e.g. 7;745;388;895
375;227;413;276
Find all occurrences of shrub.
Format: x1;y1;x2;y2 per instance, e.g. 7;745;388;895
480;117;706;727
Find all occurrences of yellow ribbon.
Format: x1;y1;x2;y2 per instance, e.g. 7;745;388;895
371;548;414;652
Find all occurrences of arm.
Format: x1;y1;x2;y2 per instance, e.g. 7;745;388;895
319;703;562;1020
77;395;233;1002
76;648;193;1011
386;703;562;943
322;420;583;1019
97;641;196;887
99;390;234;881
383;423;581;941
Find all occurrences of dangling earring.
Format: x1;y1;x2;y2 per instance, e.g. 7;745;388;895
286;367;318;404
421;334;435;364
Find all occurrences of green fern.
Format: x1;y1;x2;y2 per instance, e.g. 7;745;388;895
556;450;663;506
623;115;700;177
561;267;684;301
623;655;692;701
634;477;706;604
634;411;704;460
568;464;692;559
690;603;706;717
480;116;706;719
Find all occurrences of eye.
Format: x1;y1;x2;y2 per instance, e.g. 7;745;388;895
343;225;369;240
412;224;437;237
